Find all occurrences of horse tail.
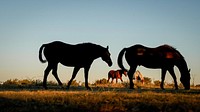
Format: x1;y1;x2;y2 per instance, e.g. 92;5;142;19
117;48;128;72
39;44;47;63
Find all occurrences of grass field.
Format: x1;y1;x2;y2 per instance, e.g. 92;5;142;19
0;85;200;112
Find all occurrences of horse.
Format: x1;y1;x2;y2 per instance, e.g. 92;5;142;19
107;69;127;83
133;70;144;85
118;44;190;90
39;41;112;90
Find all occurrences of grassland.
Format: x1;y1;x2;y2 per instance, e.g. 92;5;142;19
0;85;200;112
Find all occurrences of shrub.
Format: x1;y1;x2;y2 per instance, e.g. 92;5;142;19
154;80;161;86
94;78;108;85
143;77;152;85
3;79;20;86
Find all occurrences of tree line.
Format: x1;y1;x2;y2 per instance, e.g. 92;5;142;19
2;77;197;88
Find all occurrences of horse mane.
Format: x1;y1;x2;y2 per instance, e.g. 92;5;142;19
77;42;104;50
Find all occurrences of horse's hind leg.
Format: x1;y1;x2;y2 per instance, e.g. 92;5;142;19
128;66;137;89
67;67;80;89
52;63;63;88
43;64;52;89
120;77;123;82
84;66;91;90
161;69;167;90
168;68;178;90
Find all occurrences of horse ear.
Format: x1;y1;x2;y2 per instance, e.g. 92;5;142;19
106;46;109;50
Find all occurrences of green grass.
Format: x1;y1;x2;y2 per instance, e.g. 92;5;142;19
0;86;200;112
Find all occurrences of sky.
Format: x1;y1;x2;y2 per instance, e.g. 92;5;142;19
0;0;200;85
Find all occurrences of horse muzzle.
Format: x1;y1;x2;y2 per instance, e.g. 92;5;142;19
107;61;113;67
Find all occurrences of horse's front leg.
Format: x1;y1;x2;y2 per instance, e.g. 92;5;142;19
84;66;92;90
107;75;110;83
107;77;110;83
67;67;80;89
161;69;167;90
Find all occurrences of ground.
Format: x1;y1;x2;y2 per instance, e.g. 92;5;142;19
0;85;200;112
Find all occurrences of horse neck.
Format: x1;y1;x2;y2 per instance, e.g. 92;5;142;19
134;71;143;79
176;58;189;77
90;45;104;59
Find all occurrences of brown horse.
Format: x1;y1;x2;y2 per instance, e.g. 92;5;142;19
107;69;127;83
39;41;112;90
118;44;190;90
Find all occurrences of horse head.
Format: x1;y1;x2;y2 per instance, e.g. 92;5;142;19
101;46;112;67
123;70;127;77
180;68;191;90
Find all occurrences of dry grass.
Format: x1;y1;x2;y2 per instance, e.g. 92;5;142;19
0;86;200;112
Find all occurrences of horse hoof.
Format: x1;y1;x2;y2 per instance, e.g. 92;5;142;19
86;87;92;91
175;88;178;90
60;86;65;89
161;88;165;90
66;86;70;90
43;86;48;90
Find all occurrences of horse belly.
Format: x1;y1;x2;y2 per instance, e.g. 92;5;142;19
141;58;174;69
135;57;161;69
59;57;85;67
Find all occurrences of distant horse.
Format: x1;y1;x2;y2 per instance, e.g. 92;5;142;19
118;44;190;90
39;41;112;90
107;69;127;83
133;70;144;85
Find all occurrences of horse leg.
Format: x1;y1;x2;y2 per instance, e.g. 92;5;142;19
128;66;137;89
84;66;91;90
120;77;123;82
111;78;113;83
168;68;178;90
107;73;110;83
107;77;110;83
43;64;52;89
116;77;118;83
67;67;80;89
161;69;167;90
52;63;63;88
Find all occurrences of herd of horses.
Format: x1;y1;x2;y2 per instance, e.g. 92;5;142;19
39;41;191;90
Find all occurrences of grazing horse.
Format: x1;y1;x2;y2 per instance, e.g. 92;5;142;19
133;70;144;85
118;44;190;90
39;41;112;90
107;69;127;83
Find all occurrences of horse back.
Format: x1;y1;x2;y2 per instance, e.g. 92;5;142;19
43;41;98;66
126;44;183;68
128;44;183;60
108;70;122;78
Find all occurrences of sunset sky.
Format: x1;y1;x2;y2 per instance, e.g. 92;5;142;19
0;0;199;85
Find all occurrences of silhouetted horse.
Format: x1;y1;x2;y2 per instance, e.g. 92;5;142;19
107;69;127;83
39;41;112;90
118;44;190;90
